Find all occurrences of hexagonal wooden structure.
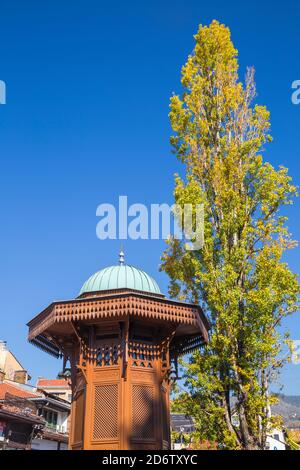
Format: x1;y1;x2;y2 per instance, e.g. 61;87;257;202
27;287;208;450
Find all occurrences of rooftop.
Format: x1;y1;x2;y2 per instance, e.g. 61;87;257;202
79;251;161;297
0;382;41;400
37;379;70;388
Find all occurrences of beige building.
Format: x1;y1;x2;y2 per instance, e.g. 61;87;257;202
0;340;30;384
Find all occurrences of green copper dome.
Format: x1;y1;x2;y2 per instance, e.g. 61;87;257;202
79;251;161;296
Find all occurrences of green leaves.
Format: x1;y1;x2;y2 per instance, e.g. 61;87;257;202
162;20;300;449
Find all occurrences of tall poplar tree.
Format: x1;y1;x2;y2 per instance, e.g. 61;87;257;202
162;20;299;449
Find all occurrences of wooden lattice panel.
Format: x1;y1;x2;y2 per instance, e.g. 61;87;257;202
129;340;156;368
73;389;85;445
161;387;169;443
131;385;154;440
92;384;119;440
96;338;119;367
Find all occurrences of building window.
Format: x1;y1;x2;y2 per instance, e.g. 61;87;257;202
42;409;58;428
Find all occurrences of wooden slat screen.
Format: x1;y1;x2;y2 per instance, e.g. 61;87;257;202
92;384;119;440
132;385;154;440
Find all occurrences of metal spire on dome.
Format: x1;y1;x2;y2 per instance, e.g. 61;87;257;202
119;246;125;266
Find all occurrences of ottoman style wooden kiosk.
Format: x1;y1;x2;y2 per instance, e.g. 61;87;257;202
27;251;209;450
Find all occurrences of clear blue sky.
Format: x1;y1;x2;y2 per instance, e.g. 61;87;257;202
0;0;299;394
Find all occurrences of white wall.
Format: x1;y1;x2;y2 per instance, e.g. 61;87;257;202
32;439;68;450
266;429;286;450
57;411;69;433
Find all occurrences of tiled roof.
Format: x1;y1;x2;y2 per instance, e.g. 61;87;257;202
37;379;70;388
0;382;40;400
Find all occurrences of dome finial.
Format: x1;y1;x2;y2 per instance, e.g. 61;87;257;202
119;246;125;266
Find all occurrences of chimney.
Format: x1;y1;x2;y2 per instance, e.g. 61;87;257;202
0;341;7;351
0;369;5;382
13;370;28;385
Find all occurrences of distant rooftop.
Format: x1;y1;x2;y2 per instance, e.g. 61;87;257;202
0;382;41;400
170;414;195;433
37;378;70;388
